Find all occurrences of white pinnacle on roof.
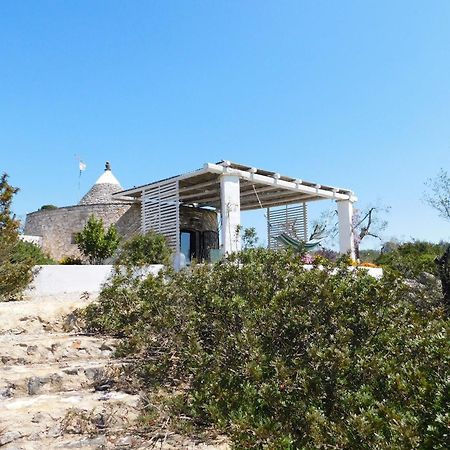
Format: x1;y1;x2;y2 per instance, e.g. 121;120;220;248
78;162;125;205
94;161;121;186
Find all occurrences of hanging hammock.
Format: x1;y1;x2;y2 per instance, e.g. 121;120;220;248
251;185;328;251
276;224;327;251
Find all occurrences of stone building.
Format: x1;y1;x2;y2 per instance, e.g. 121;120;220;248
24;162;219;262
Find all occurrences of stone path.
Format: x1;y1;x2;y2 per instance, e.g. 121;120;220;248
0;295;228;449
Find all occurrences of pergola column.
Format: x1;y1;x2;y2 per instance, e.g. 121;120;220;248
220;174;241;254
337;198;356;260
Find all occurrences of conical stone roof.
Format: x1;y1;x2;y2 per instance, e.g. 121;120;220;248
78;162;125;205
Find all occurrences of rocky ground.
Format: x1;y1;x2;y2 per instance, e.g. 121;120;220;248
0;295;228;449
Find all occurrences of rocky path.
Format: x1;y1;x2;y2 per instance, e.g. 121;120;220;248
0;295;228;449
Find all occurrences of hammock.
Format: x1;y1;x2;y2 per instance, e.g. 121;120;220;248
276;224;327;251
251;185;328;251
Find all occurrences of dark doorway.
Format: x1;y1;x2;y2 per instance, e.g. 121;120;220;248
180;229;218;263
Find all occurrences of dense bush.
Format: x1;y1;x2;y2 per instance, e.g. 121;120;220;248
114;230;172;267
84;248;449;449
0;173;36;301
59;255;83;265
358;248;381;263
76;215;121;264
39;204;57;210
11;240;55;265
376;240;448;278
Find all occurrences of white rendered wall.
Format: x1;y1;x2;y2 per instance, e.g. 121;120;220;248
337;199;356;260
220;174;241;254
25;265;163;299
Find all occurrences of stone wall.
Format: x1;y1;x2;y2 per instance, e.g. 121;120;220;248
115;203;141;237
24;203;218;262
180;206;218;232
24;203;134;261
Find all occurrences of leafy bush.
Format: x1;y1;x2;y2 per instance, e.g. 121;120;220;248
240;226;259;249
76;215;120;264
84;248;449;449
11;240;55;265
376;240;448;278
0;173;36;301
39;204;58;210
59;255;83;265
114;230;171;267
314;247;339;262
358;248;381;263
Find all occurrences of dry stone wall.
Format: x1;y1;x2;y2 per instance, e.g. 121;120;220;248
180;205;218;232
24;203;134;261
24;202;218;262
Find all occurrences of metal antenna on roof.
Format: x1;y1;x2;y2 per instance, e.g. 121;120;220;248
74;154;87;190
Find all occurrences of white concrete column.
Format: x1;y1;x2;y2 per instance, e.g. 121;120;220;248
220;174;241;254
337;198;356;260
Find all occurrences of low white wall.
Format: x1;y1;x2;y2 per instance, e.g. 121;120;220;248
26;265;163;299
25;263;382;300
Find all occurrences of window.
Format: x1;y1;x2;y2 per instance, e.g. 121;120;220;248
180;231;192;263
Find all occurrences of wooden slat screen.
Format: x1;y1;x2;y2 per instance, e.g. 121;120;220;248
267;203;308;249
141;179;180;251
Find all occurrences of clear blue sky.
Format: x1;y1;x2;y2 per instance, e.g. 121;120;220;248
1;1;449;246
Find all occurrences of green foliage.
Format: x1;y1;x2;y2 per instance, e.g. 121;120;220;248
241;226;259;249
358;248;380;263
376;240;448;278
39;204;57;210
59;255;83;265
0;173;35;301
75;215;121;264
114;230;171;267
11;240;55;265
424;168;450;221
84;248;449;449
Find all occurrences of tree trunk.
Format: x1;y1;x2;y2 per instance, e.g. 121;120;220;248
436;245;450;316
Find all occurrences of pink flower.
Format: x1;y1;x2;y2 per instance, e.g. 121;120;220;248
302;254;314;264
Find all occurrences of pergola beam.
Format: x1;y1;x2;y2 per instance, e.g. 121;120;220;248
241;195;317;211
204;163;355;202
179;179;219;193
183;186;281;205
181;187;220;201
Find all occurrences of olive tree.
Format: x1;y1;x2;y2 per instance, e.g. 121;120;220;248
76;215;120;264
424;168;450;221
0;173;35;300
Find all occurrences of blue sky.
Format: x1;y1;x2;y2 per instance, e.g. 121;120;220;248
1;1;449;247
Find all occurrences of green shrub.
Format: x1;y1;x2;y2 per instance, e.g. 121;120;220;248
84;248;449;449
114;230;171;267
11;240;55;265
0;173;35;301
76;215;121;264
59;255;83;265
376;240;447;278
358;248;380;263
39;204;57;210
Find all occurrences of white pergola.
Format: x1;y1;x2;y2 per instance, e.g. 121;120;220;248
113;160;357;262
